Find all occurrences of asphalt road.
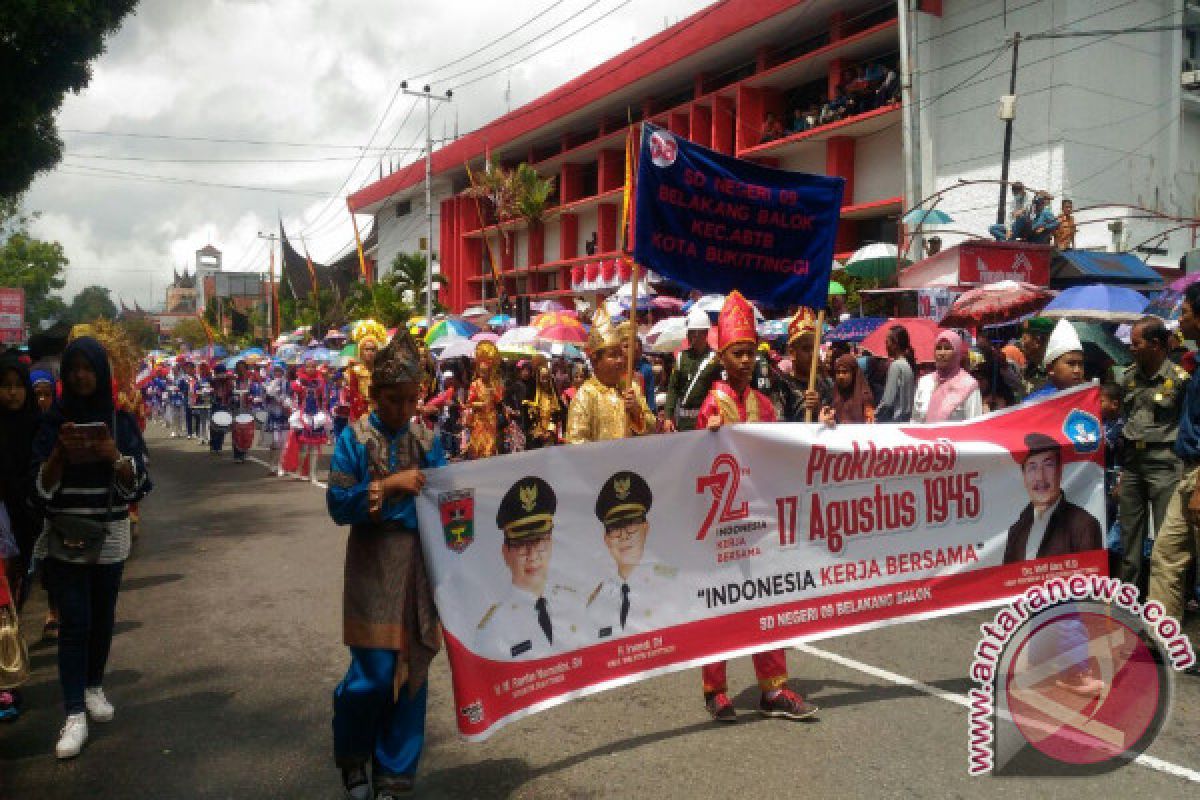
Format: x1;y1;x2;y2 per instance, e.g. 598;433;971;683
2;424;1198;799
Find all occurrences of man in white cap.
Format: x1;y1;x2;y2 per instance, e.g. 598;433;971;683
664;308;717;431
1026;319;1085;402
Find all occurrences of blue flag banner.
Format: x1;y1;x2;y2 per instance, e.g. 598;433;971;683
632;123;844;309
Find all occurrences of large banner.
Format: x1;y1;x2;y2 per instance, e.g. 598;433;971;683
631;123;844;309
415;387;1107;740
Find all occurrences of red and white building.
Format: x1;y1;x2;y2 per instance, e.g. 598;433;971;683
347;0;1199;313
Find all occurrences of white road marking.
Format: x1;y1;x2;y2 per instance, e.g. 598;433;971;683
795;642;1200;784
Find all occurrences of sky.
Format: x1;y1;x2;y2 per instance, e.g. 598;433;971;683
25;0;715;309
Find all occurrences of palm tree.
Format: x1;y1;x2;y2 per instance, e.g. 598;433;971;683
508;163;555;227
388;251;448;315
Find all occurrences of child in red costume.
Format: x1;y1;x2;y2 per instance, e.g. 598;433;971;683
696;290;819;724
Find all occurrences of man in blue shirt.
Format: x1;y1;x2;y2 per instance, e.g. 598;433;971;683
1149;283;1200;675
326;331;448;798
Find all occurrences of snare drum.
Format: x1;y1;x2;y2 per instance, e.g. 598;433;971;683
233;413;256;451
210;411;233;433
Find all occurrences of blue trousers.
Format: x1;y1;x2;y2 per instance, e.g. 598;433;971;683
44;560;124;714
332;647;427;777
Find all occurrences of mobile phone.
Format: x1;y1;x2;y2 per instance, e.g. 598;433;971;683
69;422;109;438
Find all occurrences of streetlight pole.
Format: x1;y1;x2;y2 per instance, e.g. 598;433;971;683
257;232;279;344
995;33;1020;229
401;82;453;325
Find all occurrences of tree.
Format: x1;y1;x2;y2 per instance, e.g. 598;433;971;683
389;252;447;314
172;317;210;350
508;163;555;227
0;203;69;330
0;1;140;198
67;284;117;323
345;276;412;327
118;315;159;350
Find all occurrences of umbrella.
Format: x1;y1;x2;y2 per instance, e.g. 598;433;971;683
339;343;358;359
1145;290;1182;321
471;331;500;343
1169;273;1200;293
275;343;302;364
535;341;585;360
325;328;346;341
530;299;566;313
1040;284;1148;323
532;311;581;329
845;243;911;280
650;295;684;312
537;324;589;345
828;280;847;297
488;314;514;328
826;316;888;344
425;318;480;344
497;326;539;355
303;346;336;364
680;294;765;321
239;346;266;357
860;318;943;362
645;316;688;353
939;280;1053;329
757;318;789;340
901;208;954;226
1071;321;1132;367
435;337;479;361
615;280;656;300
272;335;293;347
460;305;490;320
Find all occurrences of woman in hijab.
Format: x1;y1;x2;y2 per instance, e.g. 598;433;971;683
0;353;38;721
826;353;876;424
912;330;983;423
30;336;151;760
1;353;39;594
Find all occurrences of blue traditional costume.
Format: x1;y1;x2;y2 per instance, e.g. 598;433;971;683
326;331;446;798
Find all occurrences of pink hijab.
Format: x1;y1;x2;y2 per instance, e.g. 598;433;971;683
926;330;978;422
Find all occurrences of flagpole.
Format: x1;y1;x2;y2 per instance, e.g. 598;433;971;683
465;159;504;310
621;117;639;390
301;236;320;338
806;310;825;423
351;212;371;286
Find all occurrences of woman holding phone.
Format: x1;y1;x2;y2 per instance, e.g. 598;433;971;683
31;336;151;759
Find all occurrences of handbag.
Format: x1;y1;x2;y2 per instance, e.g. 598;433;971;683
0;602;29;688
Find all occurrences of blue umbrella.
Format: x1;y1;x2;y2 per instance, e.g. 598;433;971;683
1144;289;1182;321
238;346;266;357
902;208;953;226
1041;284;1148;323
488;314;514;328
825;316;888;343
304;346;336;363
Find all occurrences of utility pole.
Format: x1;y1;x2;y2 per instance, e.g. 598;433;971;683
257;232;279;344
995;33;1020;228
401;82;453;325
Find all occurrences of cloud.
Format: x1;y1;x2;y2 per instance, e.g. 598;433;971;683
25;0;711;309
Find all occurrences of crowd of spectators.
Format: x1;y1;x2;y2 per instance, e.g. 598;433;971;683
760;60;900;145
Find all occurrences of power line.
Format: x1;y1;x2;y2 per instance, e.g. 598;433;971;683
440;0;613;86
59;129;407;151
450;0;634;91
57;163;332;196
66;152;409;164
405;0;575;82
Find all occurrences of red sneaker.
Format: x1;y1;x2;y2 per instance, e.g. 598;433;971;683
759;688;818;720
704;691;737;723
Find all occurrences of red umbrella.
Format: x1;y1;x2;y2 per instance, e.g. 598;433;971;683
537;324;589;345
939;280;1053;329
860;318;943;363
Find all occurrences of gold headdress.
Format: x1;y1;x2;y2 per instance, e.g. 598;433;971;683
475;341;500;366
351;319;388;348
69;319;139;392
586;306;626;355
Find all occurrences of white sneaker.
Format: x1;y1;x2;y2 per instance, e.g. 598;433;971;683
56;713;88;759
84;687;114;722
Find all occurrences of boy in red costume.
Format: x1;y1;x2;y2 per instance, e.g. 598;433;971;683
696;290;819;723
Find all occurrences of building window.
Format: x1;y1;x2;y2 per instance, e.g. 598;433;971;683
396;200;412;217
544;272;558;292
